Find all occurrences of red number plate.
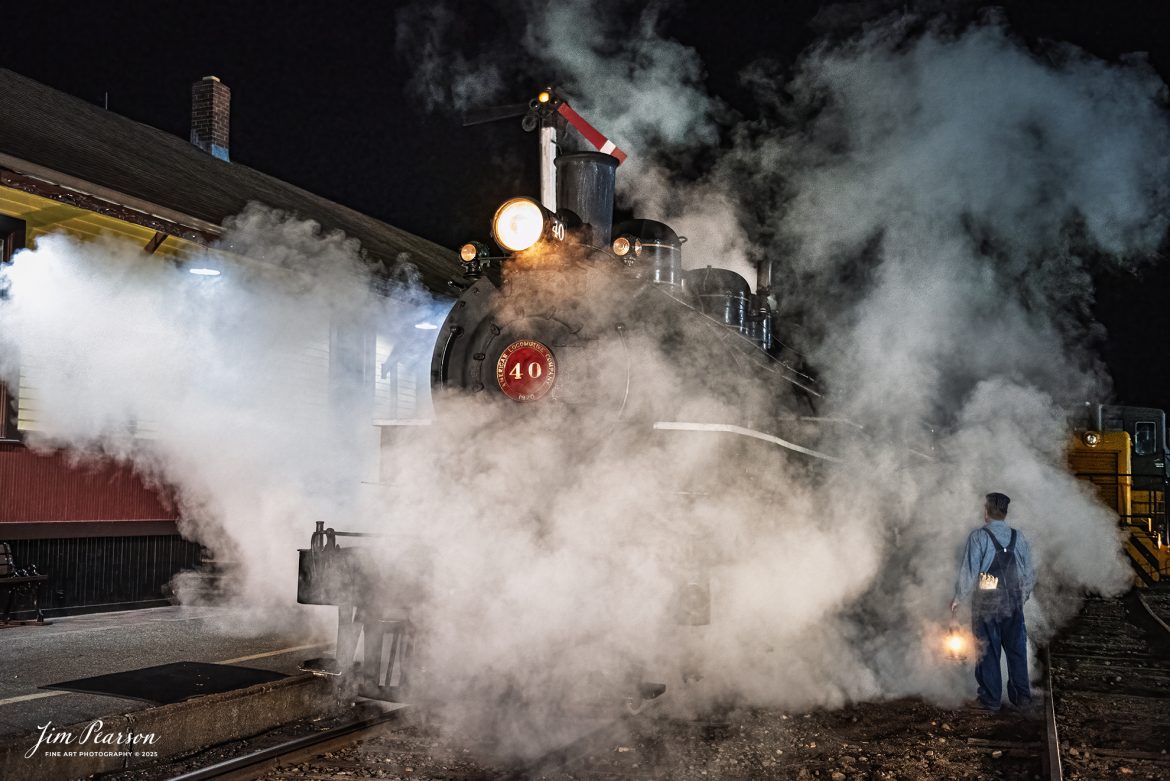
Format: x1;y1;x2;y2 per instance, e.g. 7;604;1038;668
496;340;557;401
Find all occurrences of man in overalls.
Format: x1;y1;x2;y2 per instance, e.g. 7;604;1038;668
950;492;1036;711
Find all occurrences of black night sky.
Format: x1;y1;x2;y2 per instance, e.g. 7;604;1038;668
4;0;1170;412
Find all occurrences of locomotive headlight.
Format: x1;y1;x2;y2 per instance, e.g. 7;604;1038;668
1083;431;1101;447
492;197;553;253
537;89;552;103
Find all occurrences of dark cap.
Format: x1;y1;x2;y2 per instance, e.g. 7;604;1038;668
985;492;1010;518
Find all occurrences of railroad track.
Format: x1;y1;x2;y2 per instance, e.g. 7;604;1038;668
1043;592;1170;780
89;594;1167;780
162;705;410;781
146;703;640;781
226;595;1164;781
166;695;1043;780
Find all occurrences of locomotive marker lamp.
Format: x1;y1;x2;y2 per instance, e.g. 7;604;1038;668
459;241;489;263
491;197;564;253
612;235;642;260
1082;431;1101;447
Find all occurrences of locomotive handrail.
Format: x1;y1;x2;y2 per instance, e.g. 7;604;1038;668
647;284;824;396
652;421;842;462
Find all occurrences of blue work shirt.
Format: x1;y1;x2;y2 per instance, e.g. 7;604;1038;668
953;520;1036;602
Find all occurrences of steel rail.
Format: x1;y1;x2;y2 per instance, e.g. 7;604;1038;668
1041;646;1063;781
162;705;408;781
1042;592;1170;781
1135;591;1170;637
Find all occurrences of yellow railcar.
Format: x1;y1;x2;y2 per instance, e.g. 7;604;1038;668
1069;422;1170;586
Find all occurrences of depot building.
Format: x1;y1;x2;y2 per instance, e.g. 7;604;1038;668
0;69;460;618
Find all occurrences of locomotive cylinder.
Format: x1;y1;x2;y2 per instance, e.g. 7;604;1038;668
555;152;619;250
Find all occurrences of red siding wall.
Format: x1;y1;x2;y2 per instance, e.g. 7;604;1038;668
0;444;176;523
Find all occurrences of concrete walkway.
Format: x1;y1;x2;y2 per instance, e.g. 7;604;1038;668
0;605;328;738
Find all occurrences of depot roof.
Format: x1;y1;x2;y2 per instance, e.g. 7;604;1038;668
0;68;461;293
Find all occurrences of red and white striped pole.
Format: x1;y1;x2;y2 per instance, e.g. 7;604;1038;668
556;102;628;163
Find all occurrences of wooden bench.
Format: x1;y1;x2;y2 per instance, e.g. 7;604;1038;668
0;542;49;625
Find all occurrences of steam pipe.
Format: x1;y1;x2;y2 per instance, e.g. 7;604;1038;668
756;258;773;295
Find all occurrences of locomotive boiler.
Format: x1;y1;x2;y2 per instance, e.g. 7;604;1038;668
297;90;845;705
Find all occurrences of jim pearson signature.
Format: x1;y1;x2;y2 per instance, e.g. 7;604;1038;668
25;720;160;759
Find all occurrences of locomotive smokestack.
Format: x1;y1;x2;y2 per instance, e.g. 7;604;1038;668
555;152;618;250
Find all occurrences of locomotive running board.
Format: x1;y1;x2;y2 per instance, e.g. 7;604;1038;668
652;421;842;462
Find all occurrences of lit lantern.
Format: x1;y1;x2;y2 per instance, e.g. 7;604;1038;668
943;625;968;661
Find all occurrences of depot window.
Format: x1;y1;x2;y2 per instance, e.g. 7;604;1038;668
0;215;26;441
0;215;23;265
1134;421;1156;457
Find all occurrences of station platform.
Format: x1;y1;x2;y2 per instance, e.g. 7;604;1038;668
0;605;335;780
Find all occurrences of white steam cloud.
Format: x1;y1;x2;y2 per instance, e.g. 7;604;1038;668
1;5;1166;763
399;3;1164;741
0;205;445;634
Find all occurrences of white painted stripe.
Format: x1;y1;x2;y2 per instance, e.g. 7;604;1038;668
0;691;68;707
216;642;325;665
652;421;842;462
599;140;616;154
18;624;125;638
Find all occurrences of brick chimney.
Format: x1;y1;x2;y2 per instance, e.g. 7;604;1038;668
190;76;230;161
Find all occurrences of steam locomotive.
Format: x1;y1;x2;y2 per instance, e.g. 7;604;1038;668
296;109;844;704
292;86;1170;714
434;152;825;427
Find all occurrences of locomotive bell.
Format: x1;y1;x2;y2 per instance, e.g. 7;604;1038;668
555;152;618;250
